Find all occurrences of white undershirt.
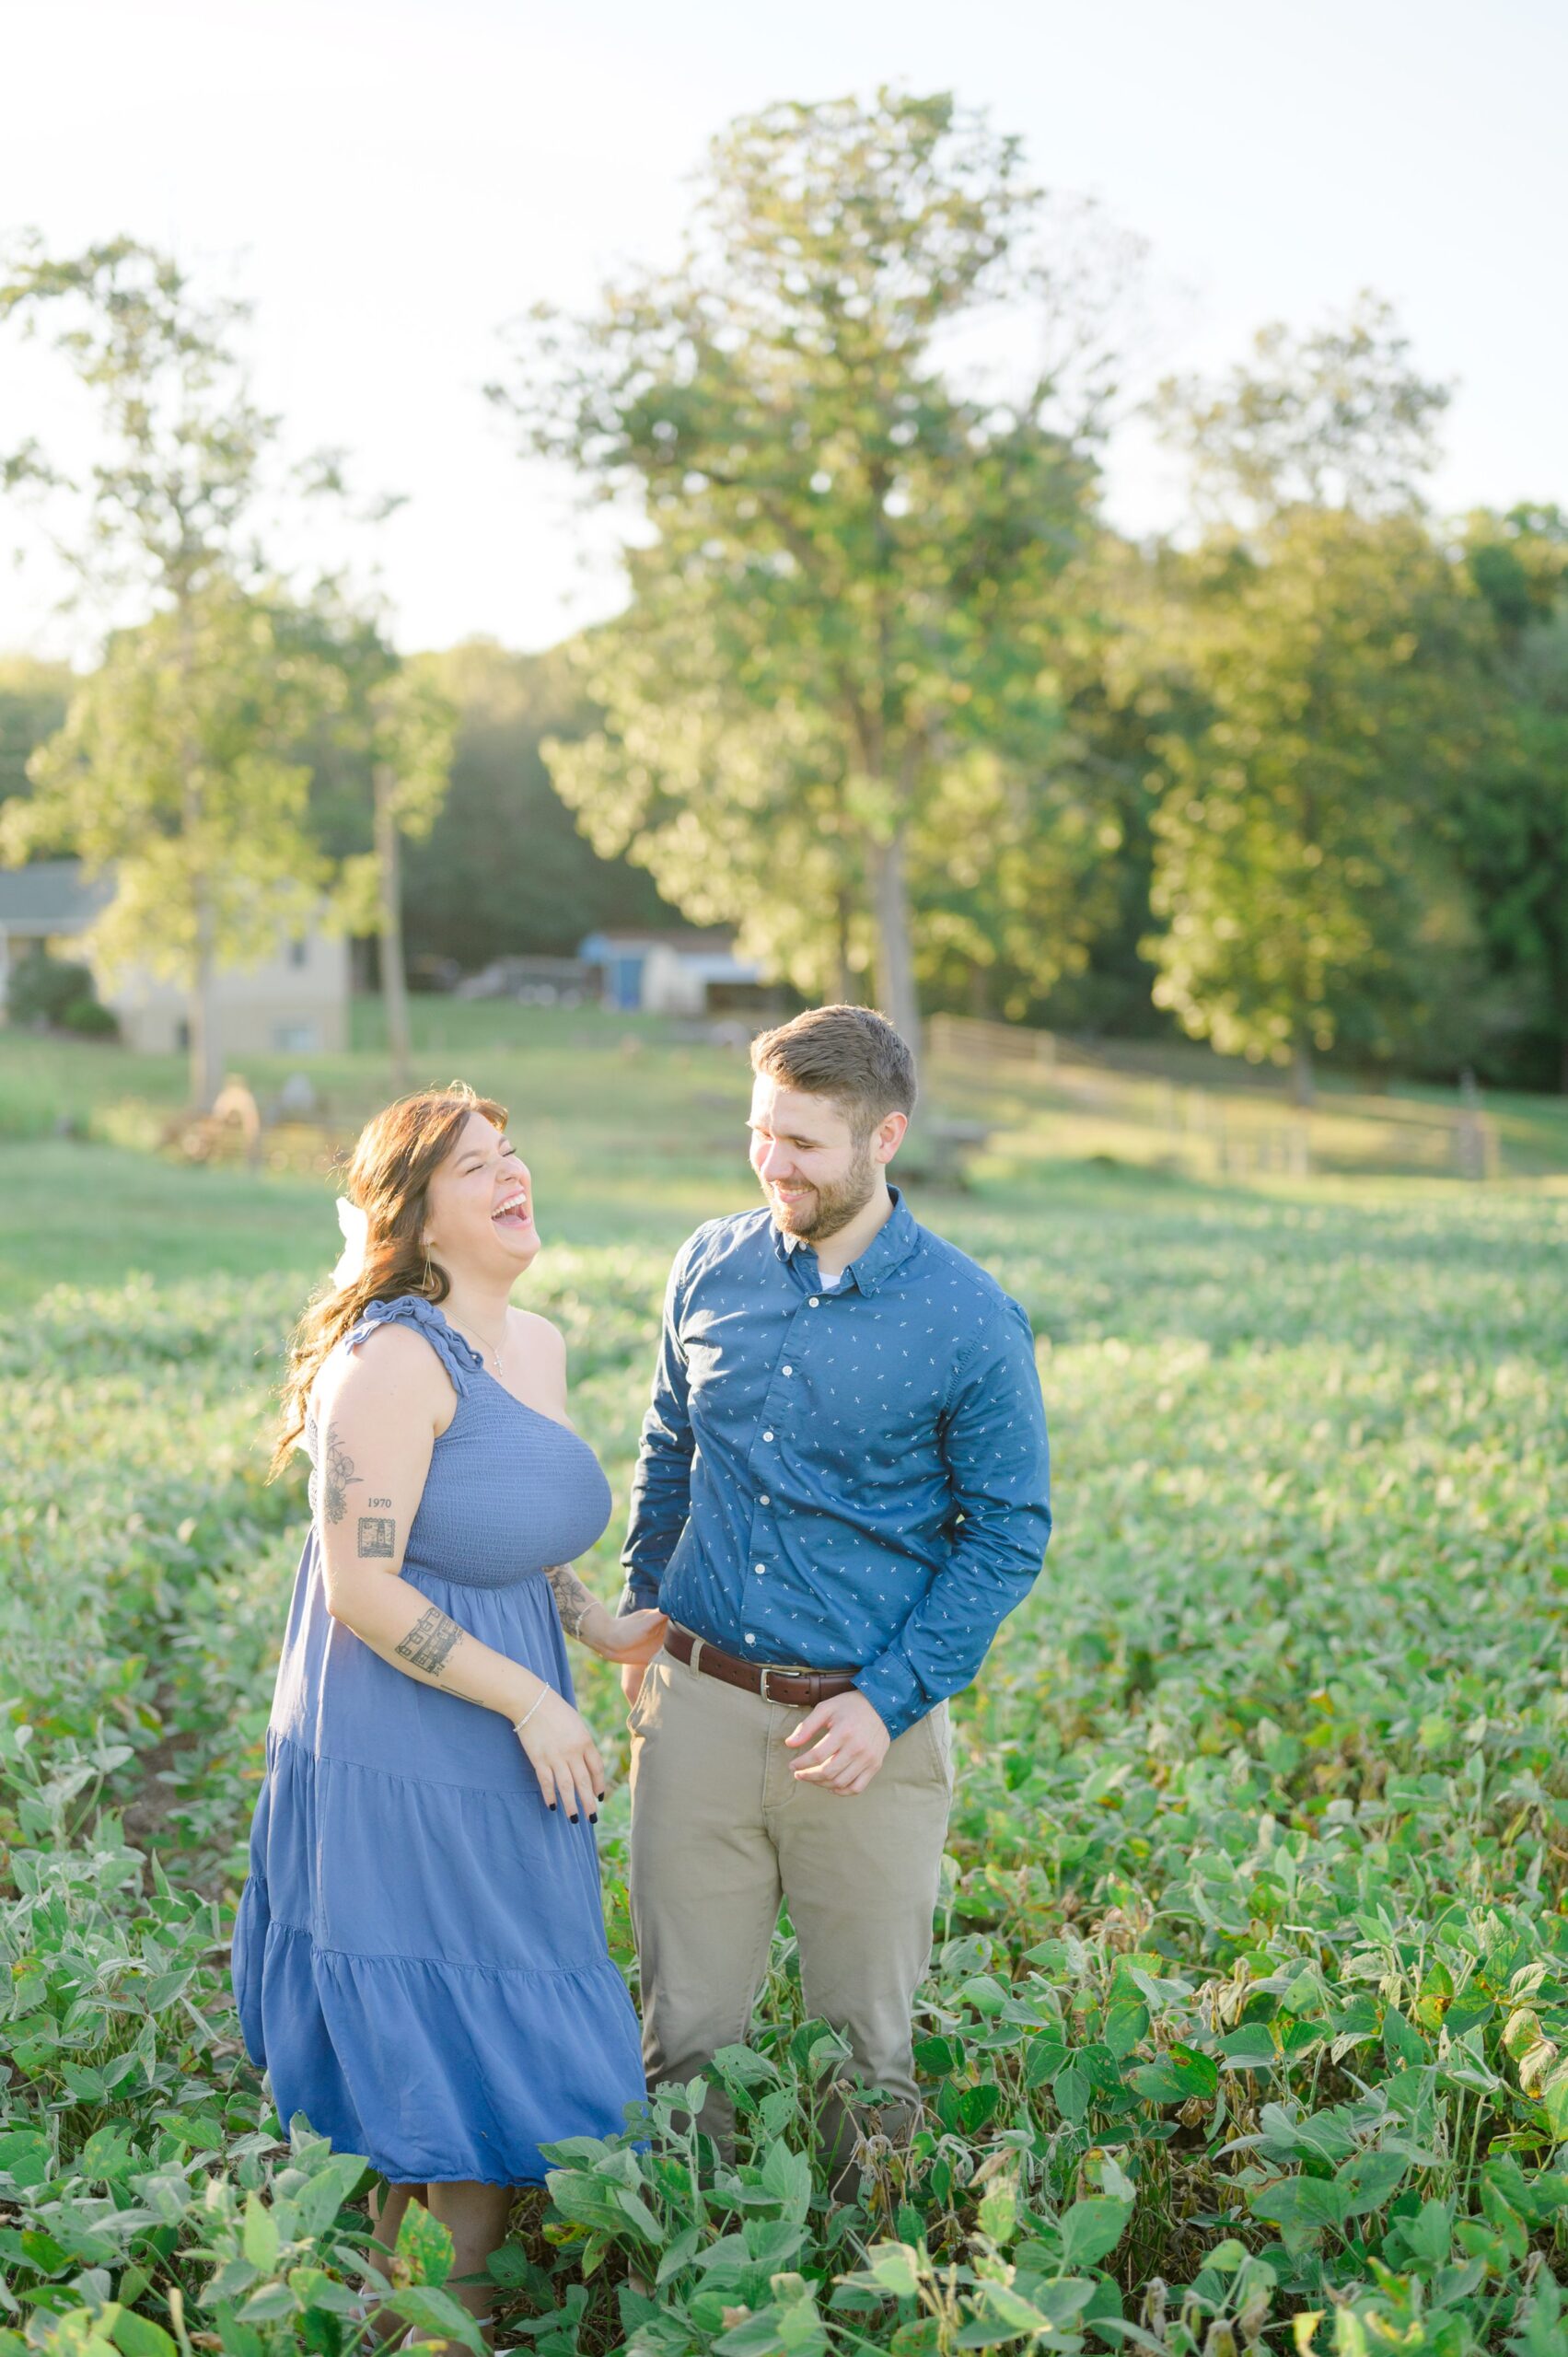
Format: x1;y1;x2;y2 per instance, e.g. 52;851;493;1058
817;1266;849;1290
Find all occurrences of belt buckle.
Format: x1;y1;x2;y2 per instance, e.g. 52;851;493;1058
760;1662;817;1704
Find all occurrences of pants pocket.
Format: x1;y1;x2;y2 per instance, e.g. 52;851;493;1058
923;1701;954;1791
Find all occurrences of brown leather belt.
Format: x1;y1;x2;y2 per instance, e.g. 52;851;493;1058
665;1623;859;1708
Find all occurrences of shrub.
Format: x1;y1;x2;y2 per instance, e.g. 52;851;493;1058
5;946;118;1037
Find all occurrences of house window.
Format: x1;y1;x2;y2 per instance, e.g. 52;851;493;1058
273;1021;320;1053
287;937;309;969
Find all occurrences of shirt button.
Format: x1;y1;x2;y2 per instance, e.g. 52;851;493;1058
783;1364;794;1376
744;1633;756;1645
760;1492;771;1504
762;1430;774;1442
754;1562;766;1574
809;1297;820;1307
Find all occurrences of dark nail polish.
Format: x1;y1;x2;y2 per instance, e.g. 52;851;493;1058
589;1812;598;1823
568;1813;578;1823
548;1802;556;1811
598;1791;606;1802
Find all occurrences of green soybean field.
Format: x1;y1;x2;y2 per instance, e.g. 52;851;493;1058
3;1025;1567;2357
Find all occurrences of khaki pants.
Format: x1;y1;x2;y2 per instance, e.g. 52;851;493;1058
627;1644;953;2172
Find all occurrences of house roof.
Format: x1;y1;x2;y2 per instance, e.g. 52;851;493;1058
579;927;740;958
0;860;114;936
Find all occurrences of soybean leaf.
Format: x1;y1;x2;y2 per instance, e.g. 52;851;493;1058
394;2200;455;2287
1334;2148;1408;2220
1058;2195;1132;2270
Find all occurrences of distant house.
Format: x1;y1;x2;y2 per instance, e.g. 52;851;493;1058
578;927;769;1016
0;859;350;1054
0;861;115;999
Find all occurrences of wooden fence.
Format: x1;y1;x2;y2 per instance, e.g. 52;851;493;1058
925;1015;1516;1182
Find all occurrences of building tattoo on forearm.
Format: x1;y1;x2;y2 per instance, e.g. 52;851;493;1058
546;1563;596;1639
395;1603;465;1676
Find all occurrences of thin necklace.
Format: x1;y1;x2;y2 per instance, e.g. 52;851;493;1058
447;1307;506;1375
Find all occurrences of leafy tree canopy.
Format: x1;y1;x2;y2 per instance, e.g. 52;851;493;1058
1156;292;1452;529
0;580;341;990
0;656;73;818
493;87;1143;1046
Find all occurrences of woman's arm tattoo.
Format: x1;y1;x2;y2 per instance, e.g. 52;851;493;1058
394;1603;466;1677
546;1563;598;1641
320;1425;361;1526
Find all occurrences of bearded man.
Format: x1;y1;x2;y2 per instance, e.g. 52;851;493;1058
618;1003;1051;2178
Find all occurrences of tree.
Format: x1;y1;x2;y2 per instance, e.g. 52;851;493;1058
492;89;1138;1051
300;601;457;1090
1144;511;1493;1097
1156;292;1453;528
0;582;338;1046
1458;506;1568;1088
1144;297;1491;1097
0;236;367;1102
0;659;73;816
397;640;671;970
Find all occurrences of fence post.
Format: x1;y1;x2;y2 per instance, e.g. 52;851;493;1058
1291;1116;1312;1178
1453;1066;1498;1181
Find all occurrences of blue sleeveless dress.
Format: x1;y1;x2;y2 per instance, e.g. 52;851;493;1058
231;1295;645;2185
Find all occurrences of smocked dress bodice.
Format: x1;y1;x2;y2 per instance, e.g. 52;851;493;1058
303;1293;613;1587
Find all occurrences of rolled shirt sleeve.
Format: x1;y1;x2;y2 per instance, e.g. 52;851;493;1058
854;1299;1051;1739
619;1233;703;1612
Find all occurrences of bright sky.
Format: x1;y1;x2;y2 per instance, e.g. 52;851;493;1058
3;0;1562;662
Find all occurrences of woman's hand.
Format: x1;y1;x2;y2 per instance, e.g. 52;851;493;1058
513;1688;606;1823
583;1605;669;1667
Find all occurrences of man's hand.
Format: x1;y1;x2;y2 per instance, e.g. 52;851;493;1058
784;1689;890;1796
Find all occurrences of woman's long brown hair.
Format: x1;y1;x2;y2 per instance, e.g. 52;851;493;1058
270;1081;508;1478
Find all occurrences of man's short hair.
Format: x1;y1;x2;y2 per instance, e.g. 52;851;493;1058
749;1004;917;1133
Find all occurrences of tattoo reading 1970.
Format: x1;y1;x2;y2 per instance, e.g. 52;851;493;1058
394;1603;465;1677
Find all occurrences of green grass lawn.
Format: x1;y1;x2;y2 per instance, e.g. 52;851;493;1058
6;999;1565;1314
0;1004;761;1305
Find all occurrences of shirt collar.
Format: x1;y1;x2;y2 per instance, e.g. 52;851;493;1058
770;1184;920;1297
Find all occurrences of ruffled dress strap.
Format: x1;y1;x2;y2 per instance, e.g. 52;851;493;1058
342;1295;484;1395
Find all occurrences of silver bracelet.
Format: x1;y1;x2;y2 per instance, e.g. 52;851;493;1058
512;1689;549;1738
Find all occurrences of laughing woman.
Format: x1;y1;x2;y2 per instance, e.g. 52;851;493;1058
232;1084;666;2333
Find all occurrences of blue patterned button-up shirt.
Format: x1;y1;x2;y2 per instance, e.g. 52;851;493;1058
620;1188;1051;1738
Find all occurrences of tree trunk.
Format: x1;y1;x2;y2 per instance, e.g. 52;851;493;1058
188;891;221;1110
1290;1034;1315;1109
833;884;856;1005
179;598;223;1109
870;830;922;1061
375;762;412;1093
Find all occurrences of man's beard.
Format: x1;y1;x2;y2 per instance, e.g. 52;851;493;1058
761;1140;877;1243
